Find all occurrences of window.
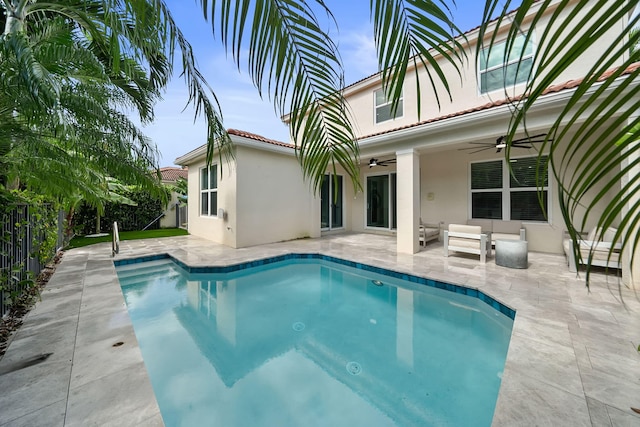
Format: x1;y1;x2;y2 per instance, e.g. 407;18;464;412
375;89;403;123
366;173;397;229
200;164;218;216
471;160;503;219
470;156;548;221
479;33;534;94
321;174;344;229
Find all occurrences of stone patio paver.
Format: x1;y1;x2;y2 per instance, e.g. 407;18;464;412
0;233;639;426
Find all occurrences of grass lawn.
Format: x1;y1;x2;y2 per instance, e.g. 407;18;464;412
67;228;188;249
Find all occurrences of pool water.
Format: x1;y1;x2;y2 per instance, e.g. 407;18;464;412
116;258;513;427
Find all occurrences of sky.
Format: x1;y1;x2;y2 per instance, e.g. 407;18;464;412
145;0;499;166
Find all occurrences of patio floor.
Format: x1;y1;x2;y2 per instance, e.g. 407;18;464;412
0;233;639;426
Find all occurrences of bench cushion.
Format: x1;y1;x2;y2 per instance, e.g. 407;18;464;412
449;224;482;234
492;232;520;241
466;219;492;232
493;220;522;234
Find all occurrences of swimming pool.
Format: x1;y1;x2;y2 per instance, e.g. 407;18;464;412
116;255;514;427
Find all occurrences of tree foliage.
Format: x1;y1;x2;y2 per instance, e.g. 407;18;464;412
0;0;229;205
73;187;168;235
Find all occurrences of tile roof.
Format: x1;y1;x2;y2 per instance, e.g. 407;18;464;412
227;128;294;148
159;166;188;182
357;62;640;141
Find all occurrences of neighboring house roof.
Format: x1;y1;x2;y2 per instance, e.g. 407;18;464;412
159;166;188;182
358;61;640;142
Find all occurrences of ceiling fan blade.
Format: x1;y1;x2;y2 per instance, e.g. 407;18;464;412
458;145;494;151
469;147;492;154
511;133;548;144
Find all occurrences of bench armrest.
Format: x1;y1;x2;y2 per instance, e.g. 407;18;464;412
578;240;622;251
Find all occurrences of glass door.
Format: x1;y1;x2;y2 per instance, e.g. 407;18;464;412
321;174;343;230
367;174;396;229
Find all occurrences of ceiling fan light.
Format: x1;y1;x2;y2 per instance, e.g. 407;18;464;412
369;158;378;167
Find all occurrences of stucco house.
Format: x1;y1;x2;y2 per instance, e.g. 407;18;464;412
176;1;639;286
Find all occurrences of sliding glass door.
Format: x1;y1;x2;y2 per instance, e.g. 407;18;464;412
366;173;396;229
321;174;343;230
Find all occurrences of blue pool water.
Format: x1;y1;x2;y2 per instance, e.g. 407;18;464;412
116;257;514;427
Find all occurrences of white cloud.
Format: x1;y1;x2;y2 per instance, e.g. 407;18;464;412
338;27;379;84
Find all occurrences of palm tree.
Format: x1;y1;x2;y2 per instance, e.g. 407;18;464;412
0;0;231;188
0;12;166;203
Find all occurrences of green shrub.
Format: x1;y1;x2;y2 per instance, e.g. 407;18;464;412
74;188;166;234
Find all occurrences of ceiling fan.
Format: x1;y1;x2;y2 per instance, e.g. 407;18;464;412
459;133;549;154
368;158;396;167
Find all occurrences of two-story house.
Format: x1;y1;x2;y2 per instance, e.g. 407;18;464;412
176;0;638;282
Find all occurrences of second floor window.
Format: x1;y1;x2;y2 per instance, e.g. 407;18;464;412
375;89;403;123
479;33;534;94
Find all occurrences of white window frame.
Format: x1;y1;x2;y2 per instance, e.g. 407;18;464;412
200;164;218;217
374;88;403;124
478;32;535;95
469;156;550;222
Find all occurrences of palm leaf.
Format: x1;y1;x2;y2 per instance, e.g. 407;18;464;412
201;0;360;193
484;0;640;286
371;0;467;117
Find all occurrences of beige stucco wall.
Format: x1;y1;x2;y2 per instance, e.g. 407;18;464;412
186;144;321;248
160;188;180;228
234;145;319;247
186;153;238;247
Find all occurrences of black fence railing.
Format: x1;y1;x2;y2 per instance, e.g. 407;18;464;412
0;204;60;318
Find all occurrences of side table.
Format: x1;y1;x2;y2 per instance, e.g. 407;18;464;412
495;239;528;269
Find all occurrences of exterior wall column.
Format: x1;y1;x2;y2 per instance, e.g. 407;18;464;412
396;149;420;254
622;115;640;289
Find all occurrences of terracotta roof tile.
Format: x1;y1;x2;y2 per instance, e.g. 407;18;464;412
358;62;640;141
228;128;294;148
159;167;188;181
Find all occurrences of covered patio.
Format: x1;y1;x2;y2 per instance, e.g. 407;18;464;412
0;233;638;426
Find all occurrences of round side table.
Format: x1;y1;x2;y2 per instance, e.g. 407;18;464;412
495;239;528;269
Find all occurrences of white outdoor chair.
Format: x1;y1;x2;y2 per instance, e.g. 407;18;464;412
444;224;492;263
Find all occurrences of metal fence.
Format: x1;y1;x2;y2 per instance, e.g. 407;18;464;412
0;204;61;318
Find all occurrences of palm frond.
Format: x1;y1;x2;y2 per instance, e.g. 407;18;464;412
485;0;640;285
202;0;360;192
371;0;467;116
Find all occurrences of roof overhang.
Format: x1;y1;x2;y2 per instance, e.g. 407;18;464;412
357;76;640;158
175;134;296;166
